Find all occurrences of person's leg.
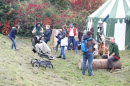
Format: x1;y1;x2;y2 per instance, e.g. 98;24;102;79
102;54;108;59
8;35;14;49
62;46;66;59
59;46;63;57
75;47;78;54
35;37;38;45
108;56;116;69
82;53;87;75
67;37;71;50
88;53;94;76
12;38;17;49
72;37;75;50
56;42;59;52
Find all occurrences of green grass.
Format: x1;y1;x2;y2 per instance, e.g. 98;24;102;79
0;34;130;86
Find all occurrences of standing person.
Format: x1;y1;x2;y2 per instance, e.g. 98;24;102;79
90;27;94;39
102;37;120;73
8;25;20;51
56;25;68;59
43;25;51;44
67;23;78;50
32;22;43;45
78;26;83;42
74;36;79;55
55;29;62;52
82;31;96;76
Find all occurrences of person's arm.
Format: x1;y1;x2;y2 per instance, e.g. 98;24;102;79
43;29;50;36
76;28;78;36
60;31;65;39
92;39;96;45
32;27;36;34
56;34;59;38
109;53;115;57
40;28;43;33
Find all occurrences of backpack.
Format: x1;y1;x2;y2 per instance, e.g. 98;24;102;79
81;37;92;52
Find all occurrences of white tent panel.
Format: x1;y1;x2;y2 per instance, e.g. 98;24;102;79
100;0;116;18
114;20;126;50
116;0;125;18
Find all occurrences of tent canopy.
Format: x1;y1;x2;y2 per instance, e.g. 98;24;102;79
86;0;130;50
125;10;130;21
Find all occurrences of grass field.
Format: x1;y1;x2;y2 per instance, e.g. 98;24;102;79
0;34;130;86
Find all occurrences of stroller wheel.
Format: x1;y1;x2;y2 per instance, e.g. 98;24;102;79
30;58;38;64
46;64;53;69
32;61;40;68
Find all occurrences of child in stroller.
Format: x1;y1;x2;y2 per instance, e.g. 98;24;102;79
32;41;55;60
31;41;55;68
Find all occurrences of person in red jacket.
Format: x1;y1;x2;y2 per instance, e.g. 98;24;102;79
67;23;78;50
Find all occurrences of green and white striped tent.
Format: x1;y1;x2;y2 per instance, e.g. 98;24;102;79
86;0;130;50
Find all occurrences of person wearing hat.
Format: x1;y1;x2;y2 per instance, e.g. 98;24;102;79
32;22;43;45
82;31;96;76
67;23;78;50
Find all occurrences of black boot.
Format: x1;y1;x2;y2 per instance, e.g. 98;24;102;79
56;56;61;58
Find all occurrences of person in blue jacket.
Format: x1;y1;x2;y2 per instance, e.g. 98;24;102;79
43;25;51;43
8;24;20;51
55;29;62;52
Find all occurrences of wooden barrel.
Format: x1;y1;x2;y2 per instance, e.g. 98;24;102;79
78;59;122;69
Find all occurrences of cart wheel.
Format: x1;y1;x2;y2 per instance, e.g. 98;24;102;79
32;61;40;68
46;64;53;69
30;59;38;64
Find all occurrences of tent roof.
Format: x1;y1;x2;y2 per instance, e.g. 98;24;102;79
88;0;130;20
126;10;130;21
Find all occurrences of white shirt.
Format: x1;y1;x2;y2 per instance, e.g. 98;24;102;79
69;28;78;36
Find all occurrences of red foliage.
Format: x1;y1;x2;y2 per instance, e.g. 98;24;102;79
2;20;11;35
70;0;103;11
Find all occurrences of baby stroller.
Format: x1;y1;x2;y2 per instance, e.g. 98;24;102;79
31;44;53;69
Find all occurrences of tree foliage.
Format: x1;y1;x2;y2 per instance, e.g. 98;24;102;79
0;0;104;36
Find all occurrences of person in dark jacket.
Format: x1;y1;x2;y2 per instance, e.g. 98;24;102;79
43;25;51;43
8;25;20;51
82;31;96;76
56;25;68;59
56;29;62;52
74;36;79;55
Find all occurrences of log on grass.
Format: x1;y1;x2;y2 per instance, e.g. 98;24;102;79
78;59;122;69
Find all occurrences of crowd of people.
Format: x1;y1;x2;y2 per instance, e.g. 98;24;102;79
8;23;120;76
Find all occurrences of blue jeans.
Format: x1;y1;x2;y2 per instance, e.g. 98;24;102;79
67;36;75;50
59;46;65;58
8;35;17;49
82;52;93;76
75;47;78;54
56;42;61;52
